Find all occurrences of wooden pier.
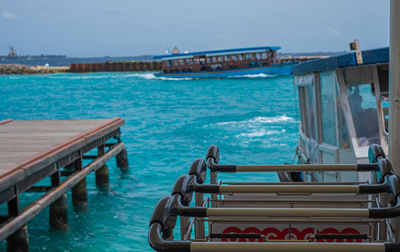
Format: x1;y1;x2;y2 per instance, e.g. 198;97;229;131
0;118;129;251
69;61;162;73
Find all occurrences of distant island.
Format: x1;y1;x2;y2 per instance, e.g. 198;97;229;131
0;54;67;60
1;46;67;60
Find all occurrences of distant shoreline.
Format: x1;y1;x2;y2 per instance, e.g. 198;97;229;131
0;52;346;67
0;55;154;67
0;51;347;75
0;55;67;60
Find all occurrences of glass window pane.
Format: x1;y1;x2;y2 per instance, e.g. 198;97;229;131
348;84;380;146
298;87;307;135
302;79;318;163
305;84;316;140
382;99;389;134
320;72;338;146
336;82;350;148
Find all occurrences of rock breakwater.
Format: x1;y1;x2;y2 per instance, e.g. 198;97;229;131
0;64;69;75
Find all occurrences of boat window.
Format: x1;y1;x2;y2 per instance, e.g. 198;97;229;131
256;53;261;59
320;72;338;146
194;58;199;64
238;55;243;61
336;83;350;148
304;83;318;163
347;84;380;146
382;99;389;134
179;60;184;66
224;55;230;61
262;53;267;59
232;55;237;61
217;56;223;62
212;57;217;63
173;60;178;66
303;83;317;141
246;54;252;60
298;86;307;136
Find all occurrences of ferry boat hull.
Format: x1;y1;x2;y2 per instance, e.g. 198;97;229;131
154;62;296;78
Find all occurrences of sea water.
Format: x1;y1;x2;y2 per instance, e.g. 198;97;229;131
0;72;299;251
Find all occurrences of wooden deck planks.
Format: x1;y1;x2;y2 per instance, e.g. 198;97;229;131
0;118;124;183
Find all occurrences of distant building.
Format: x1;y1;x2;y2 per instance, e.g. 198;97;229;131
172;46;180;54
8;47;17;58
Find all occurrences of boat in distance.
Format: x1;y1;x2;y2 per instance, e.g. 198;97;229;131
154;46;297;78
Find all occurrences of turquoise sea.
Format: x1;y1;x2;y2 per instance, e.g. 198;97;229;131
0;72;299;251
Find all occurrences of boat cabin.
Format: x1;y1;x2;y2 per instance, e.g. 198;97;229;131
293;47;389;182
154;46;282;74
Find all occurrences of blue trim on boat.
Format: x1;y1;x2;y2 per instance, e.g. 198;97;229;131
293;47;389;75
154;62;297;78
154;46;282;60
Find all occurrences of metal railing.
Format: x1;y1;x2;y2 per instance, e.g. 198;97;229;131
148;144;400;251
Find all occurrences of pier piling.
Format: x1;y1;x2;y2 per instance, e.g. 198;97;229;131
96;165;109;187
116;148;129;172
95;145;110;188
72;178;88;210
7;225;29;252
70;158;88;210
96;145;110;187
49;194;68;230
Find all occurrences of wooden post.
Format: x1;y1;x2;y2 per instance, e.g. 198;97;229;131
49;171;68;229
389;0;400;240
72;179;88;210
96;164;109;186
7;194;29;252
116;148;129;172
49;194;68;230
7;225;29;252
71;158;88;210
389;0;400;175
96;145;109;187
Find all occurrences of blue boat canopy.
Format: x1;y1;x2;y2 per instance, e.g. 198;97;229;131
154;46;281;60
293;47;389;75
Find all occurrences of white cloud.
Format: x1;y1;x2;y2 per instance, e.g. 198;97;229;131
1;12;18;20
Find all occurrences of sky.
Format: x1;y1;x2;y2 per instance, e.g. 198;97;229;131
0;0;390;57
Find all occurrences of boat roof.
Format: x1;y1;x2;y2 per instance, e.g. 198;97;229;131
154;46;281;60
293;47;389;75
